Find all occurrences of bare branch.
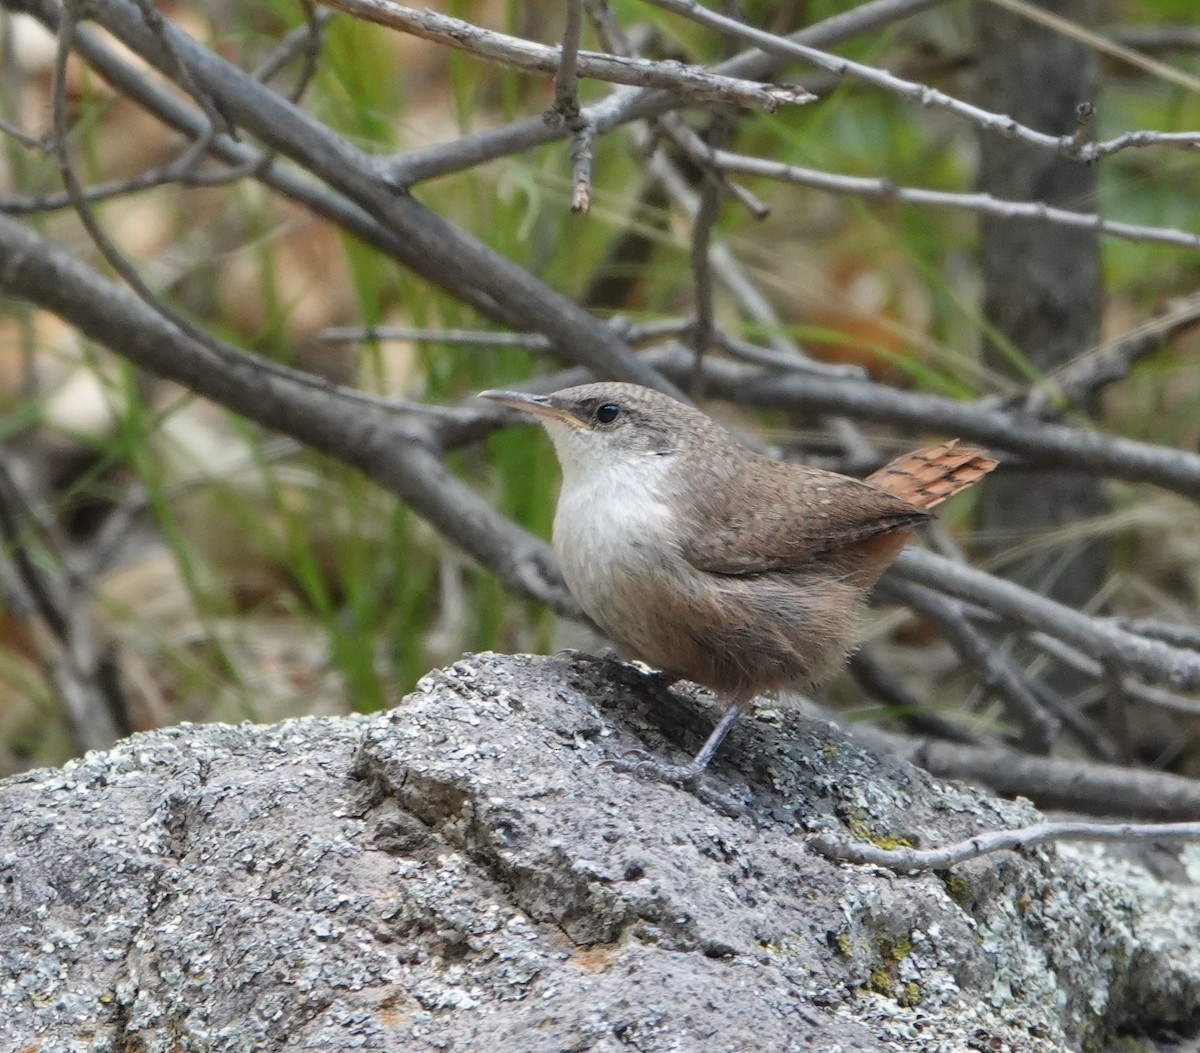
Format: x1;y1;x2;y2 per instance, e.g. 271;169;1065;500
892;548;1200;692
1;149;264;215
1028;631;1200;719
317;0;813;112
712;151;1200;251
389;0;951;185
688;175;722;382
0;453;126;752
712;330;862;376
1081;129;1200;161
881;577;1059;752
0;111;49;149
852;723;1200;820
811;818;1200;871
1023;292;1200;415
127;0;228;137
11;0;682;395
0;212;582;620
252;2;331;101
643;0;1200;163
545;0;594;213
846;650;997;747
679;351;1200;500
1111;618;1200;651
679;129;769;218
1114;25;1200;54
308;319;695;351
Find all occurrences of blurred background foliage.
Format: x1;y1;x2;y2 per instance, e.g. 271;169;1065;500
1;0;1200;774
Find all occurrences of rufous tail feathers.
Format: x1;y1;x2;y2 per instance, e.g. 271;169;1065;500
867;439;998;510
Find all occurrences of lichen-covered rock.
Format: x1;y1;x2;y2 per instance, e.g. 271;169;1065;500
0;651;1197;1051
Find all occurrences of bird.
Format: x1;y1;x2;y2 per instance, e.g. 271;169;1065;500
480;382;997;791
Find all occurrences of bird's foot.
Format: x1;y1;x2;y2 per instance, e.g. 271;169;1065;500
604;748;705;791
602;751;752;820
604;749;703;789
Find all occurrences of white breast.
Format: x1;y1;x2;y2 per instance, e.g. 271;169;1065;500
552;454;677;630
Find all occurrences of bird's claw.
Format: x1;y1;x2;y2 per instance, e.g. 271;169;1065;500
601;750;753;821
602;749;700;788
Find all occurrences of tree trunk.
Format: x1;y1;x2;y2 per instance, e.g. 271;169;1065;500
973;0;1109;614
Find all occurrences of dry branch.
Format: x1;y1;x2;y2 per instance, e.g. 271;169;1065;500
812;818;1200;870
316;0;813;111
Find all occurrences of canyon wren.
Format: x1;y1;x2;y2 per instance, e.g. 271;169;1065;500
480;383;997;789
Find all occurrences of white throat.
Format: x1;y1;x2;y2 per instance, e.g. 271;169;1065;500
544;424;678;603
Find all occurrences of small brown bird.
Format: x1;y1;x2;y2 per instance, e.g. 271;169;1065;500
481;383;997;789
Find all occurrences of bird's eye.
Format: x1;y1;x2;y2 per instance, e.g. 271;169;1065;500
595;403;620;424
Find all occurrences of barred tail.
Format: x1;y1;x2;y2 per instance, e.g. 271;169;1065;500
867;439;998;510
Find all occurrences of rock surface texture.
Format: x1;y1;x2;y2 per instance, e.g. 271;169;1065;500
1;651;1198;1052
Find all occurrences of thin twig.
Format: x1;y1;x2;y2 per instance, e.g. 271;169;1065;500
1021;292;1200;415
658;113;769;218
546;0;594;213
128;0;229;137
252;3;331;101
318;0;813;111
1111;618;1200;651
389;0;947;185
811;819;1200;871
847;650;993;746
1114;25;1200;55
1028;630;1200;719
1;150;263;214
711;151;1200;252
308;319;694;351
689;175;722;387
0;451;125;752
0;454;69;641
0;112;49;149
642;0;1200;162
712;330;862;376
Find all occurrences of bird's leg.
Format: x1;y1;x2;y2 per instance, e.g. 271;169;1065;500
679;702;745;780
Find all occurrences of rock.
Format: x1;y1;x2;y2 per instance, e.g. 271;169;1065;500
1;651;1198;1052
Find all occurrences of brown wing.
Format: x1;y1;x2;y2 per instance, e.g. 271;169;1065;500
678;456;932;578
679;441;997;585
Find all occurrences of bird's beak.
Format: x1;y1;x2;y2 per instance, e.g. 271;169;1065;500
478;390;590;430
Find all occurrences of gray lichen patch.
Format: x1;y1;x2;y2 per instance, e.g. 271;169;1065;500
0;652;1196;1052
